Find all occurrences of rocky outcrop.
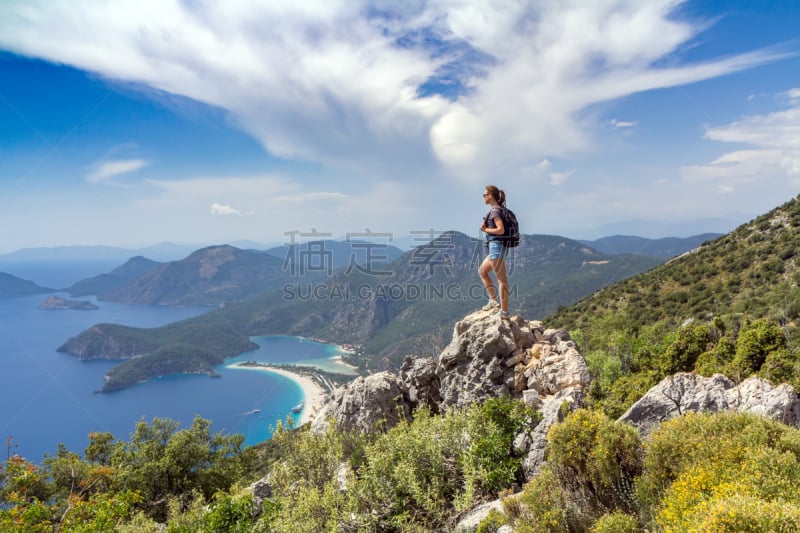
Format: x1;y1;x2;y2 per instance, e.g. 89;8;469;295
516;385;586;478
619;372;800;435
311;372;413;434
311;308;592;479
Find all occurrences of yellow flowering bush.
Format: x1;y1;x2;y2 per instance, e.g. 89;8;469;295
638;411;800;531
689;495;800;532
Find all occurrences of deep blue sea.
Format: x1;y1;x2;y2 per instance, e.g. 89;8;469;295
0;261;348;464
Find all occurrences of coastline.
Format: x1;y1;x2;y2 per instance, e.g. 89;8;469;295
226;363;328;425
329;354;359;371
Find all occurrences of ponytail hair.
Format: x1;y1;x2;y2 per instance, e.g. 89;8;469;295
485;185;506;206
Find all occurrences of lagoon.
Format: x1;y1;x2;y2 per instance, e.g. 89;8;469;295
0;283;349;464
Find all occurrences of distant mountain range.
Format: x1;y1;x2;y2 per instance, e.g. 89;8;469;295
57;231;667;391
573;214;752;240
578;233;723;258
0;243;205;263
0;238;405;265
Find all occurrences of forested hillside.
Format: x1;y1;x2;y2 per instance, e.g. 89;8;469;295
548;194;800;420
552;194;800;330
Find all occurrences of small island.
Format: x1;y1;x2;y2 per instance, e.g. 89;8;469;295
39;295;98;310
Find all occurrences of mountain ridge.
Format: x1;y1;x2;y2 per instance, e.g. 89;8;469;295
578;233;723;258
550;194;800;332
0;272;54;299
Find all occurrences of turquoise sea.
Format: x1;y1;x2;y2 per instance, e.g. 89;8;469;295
0;261;351;464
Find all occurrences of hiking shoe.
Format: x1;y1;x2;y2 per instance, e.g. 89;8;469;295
481;300;500;311
497;310;510;319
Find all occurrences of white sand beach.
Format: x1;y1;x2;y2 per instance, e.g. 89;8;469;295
329;354;360;371
226;363;327;425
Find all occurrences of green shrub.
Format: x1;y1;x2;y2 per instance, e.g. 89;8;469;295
659;324;714;375
546;409;642;517
264;482;360;533
760;348;800;389
356;406;469;529
590;511;639;533
694;335;736;376
600;371;660;419
585;350;623;392
476;508;507;533
464;397;539;495
201;491;257;533
507;467;568;533
732;318;787;376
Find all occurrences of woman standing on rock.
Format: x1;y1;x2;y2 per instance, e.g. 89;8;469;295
479;185;510;318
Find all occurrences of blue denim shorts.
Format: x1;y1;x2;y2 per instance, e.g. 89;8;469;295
487;240;507;259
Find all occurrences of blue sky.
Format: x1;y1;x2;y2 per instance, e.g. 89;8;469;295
1;0;799;254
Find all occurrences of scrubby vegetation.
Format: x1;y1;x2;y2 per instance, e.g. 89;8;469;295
0;398;537;531
548;195;800;419
493;410;800;532
569;312;800;419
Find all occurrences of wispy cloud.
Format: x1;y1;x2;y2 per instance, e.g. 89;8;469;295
0;0;789;185
132;175;419;242
210;203;251;216
682;90;800;193
610;119;637;128
782;88;800;102
86;159;148;184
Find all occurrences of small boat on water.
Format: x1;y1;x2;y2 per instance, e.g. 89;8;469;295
291;401;304;413
250;409;261;414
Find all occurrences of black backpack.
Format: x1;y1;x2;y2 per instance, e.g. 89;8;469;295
501;206;520;248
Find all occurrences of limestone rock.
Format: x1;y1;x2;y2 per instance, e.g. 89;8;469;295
311;308;593;482
518;386;586;479
453;499;504;532
399;355;441;408
248;477;272;513
619;372;800;435
725;376;800;424
523;341;589;396
311;371;412;434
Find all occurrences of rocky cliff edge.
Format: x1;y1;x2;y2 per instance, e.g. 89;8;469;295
311;307;591;479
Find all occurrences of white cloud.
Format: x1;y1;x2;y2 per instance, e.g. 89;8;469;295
705;106;800;150
210;203;250;216
681;91;800;198
610;119;637;128
0;0;788;185
783;88;800;101
86;159;148;184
